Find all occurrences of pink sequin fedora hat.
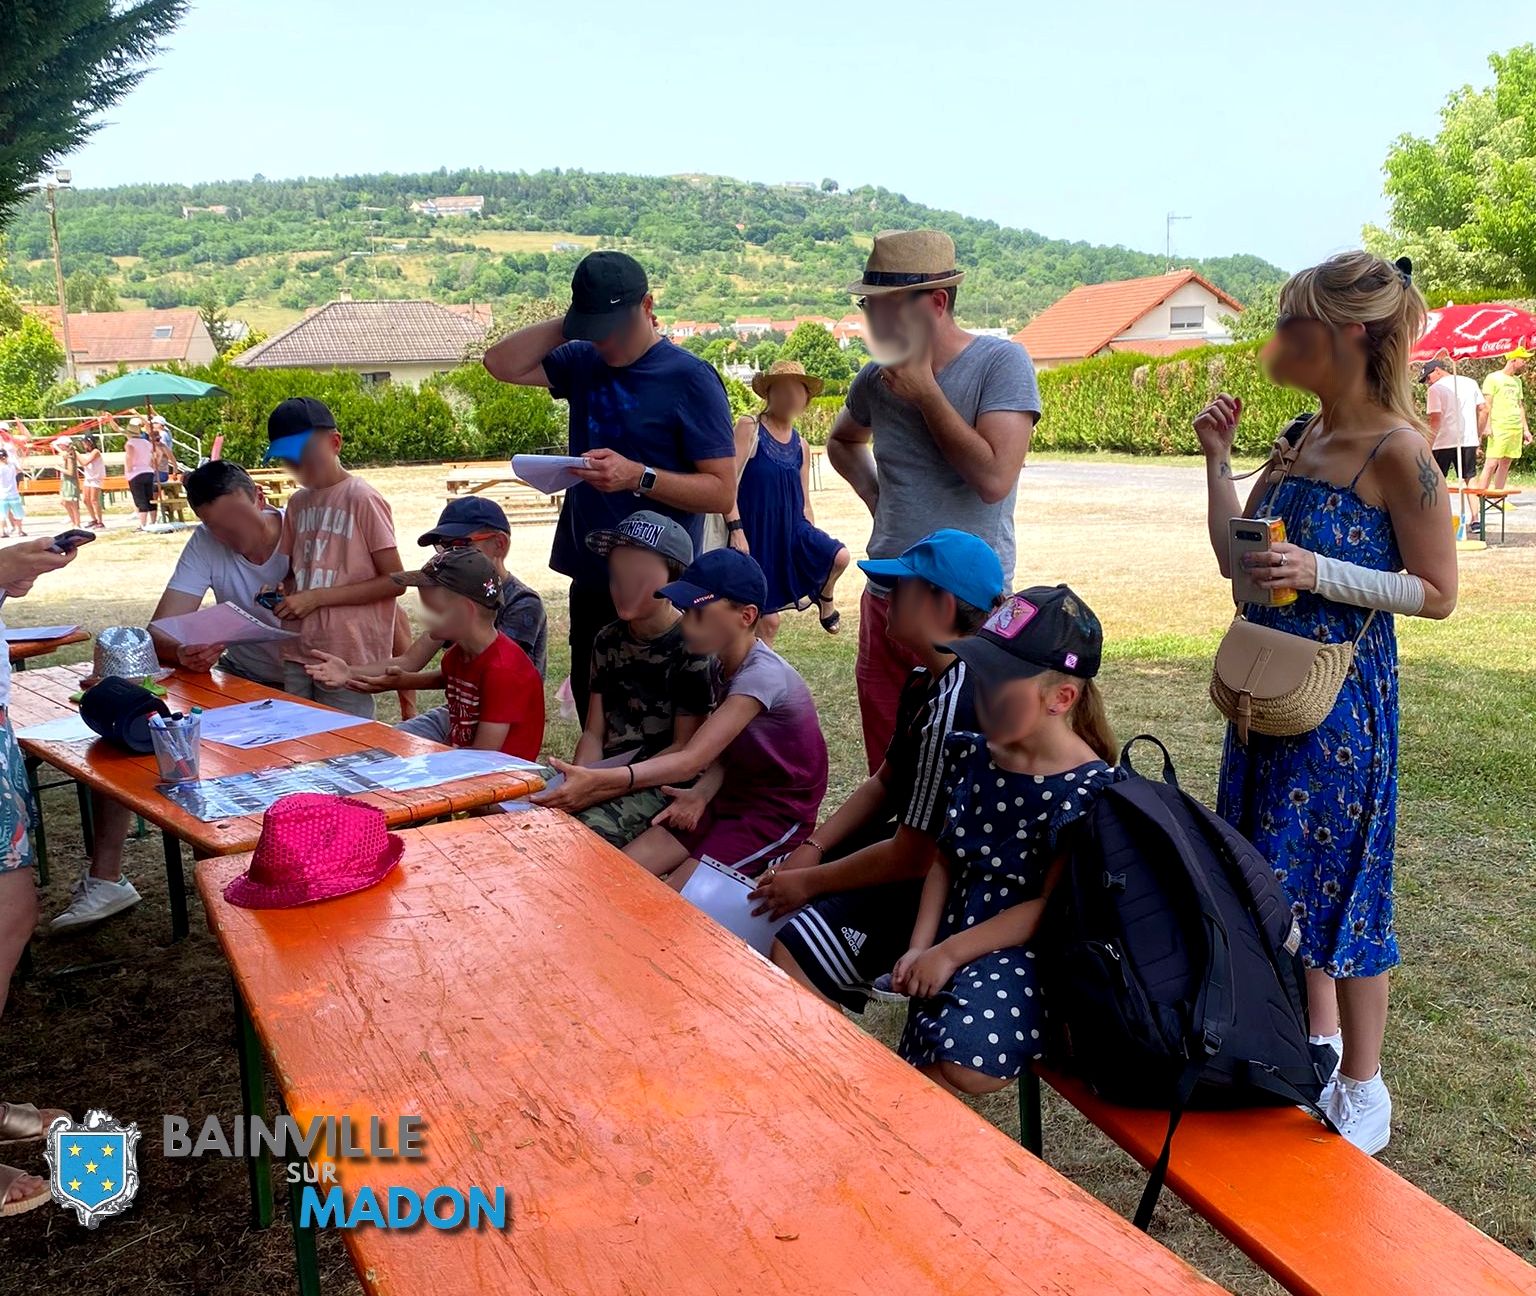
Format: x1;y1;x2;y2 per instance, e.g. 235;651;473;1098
222;794;404;910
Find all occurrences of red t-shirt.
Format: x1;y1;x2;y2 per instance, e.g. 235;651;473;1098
440;634;544;760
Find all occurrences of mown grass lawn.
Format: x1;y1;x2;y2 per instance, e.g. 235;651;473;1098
2;461;1532;1295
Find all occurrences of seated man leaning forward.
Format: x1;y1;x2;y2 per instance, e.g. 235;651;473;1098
538;548;827;886
750;530;1003;1010
52;460;290;932
553;510;713;847
311;550;544;760
308;497;548;741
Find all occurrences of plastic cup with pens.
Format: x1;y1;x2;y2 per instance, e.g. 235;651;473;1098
150;706;203;783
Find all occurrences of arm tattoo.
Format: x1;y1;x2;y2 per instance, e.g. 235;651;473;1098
1219;459;1232;479
1416;451;1441;511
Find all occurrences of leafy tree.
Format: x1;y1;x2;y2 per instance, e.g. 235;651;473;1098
1220;281;1280;342
748;339;780;371
66;268;117;312
0;261;23;333
821;178;838;193
0;1;188;223
0;314;66;415
779;321;849;383
1364;44;1536;297
221;326;266;359
197;291;232;352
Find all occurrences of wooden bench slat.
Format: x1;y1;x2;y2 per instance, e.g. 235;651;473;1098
1038;1068;1536;1296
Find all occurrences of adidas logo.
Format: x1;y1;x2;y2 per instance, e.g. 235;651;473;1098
841;926;866;956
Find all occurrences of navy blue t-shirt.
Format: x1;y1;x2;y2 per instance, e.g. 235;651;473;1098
544;340;735;586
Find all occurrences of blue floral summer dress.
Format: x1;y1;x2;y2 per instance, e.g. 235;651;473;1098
899;734;1113;1079
1216;439;1402;978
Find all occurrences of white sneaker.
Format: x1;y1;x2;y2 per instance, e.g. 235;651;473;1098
1311;1032;1343;1112
50;876;142;932
1327;1069;1392;1155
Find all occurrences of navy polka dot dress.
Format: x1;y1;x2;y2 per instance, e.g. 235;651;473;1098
898;734;1113;1080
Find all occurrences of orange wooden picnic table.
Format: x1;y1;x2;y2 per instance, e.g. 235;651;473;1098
197;812;1229;1296
7;627;90;667
11;664;542;940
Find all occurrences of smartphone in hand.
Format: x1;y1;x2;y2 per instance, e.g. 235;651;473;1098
255;589;283;611
50;529;98;554
1228;517;1296;607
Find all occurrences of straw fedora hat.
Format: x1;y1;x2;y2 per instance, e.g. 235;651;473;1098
751;360;824;401
846;229;966;297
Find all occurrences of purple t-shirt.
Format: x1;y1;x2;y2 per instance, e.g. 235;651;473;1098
714;641;828;832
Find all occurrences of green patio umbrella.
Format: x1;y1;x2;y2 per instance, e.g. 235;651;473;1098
56;368;229;412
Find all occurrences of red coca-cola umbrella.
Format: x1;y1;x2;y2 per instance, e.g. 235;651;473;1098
1412;303;1536;361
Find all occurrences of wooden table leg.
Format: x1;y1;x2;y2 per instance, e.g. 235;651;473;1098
1019;1068;1044;1158
232;977;274;1229
162;830;188;942
288;1153;323;1296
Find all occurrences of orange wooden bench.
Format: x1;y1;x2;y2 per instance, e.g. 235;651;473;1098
198;812;1231;1296
19;473;130;497
1020;1067;1536;1296
1450;486;1522;544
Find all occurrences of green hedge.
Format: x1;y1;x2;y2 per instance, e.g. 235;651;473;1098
133;358;565;466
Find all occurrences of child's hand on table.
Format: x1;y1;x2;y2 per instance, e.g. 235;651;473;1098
892;944;958;1000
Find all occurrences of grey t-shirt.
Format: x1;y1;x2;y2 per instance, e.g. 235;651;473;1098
846;335;1040;590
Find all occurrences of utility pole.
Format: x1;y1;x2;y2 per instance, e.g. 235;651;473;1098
1165;212;1190;272
45;171;76;383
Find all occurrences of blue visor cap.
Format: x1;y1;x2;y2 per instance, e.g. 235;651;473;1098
262;431;318;464
858;529;1004;612
657;548;769;612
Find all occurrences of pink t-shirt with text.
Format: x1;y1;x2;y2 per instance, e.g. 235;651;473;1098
279;473;397;664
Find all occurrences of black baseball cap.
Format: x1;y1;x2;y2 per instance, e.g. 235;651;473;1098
657;548;768;613
392;549;503;611
1419;359;1449;383
944;585;1103;687
586;509;695;567
418;497;511;546
264;397;337;463
564;252;649;343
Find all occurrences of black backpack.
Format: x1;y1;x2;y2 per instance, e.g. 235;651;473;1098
1042;735;1337;1229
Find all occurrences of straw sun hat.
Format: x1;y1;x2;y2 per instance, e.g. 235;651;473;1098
751;360;824;402
846;229;966;297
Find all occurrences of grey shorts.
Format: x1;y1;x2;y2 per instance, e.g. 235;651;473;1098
397;706;451;744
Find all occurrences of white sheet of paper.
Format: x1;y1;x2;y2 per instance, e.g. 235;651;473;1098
16;713;97;743
679;860;788;956
497;750;635;811
151;601;298;648
3;625;81;643
511;454;588;494
197;698;370;748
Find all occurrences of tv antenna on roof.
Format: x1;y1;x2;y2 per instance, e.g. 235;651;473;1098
1166;213;1191;271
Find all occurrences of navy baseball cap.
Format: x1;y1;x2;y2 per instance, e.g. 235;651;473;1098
1419;359;1449;383
658;548;769;612
418;497;511;546
264;397;337;463
858;529;1004;612
565;252;649;342
944;585;1103;686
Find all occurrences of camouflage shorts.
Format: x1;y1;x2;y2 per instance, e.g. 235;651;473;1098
577;787;669;848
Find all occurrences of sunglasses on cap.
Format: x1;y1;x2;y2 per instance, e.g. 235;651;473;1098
432;532;496;553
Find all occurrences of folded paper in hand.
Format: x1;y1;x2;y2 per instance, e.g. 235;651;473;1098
150;601;298;648
512;454;589;494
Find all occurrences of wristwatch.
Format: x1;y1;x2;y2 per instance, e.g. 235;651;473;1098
726;519;744;534
633;465;657;497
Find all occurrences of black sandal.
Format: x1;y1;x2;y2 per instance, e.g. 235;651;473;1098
816;590;841;635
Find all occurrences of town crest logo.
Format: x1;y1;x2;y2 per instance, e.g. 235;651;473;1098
43;1109;141;1227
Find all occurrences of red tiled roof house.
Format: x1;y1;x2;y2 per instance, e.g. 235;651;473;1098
1011;271;1243;368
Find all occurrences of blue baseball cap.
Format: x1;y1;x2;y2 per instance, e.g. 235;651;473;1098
858;529;1004;612
658;548;769;612
418;496;511;545
263;396;337;464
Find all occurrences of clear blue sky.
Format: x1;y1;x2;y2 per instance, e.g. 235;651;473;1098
58;0;1529;271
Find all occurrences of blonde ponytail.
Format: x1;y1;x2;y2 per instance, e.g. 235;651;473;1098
1041;672;1118;764
1278;251;1427;432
